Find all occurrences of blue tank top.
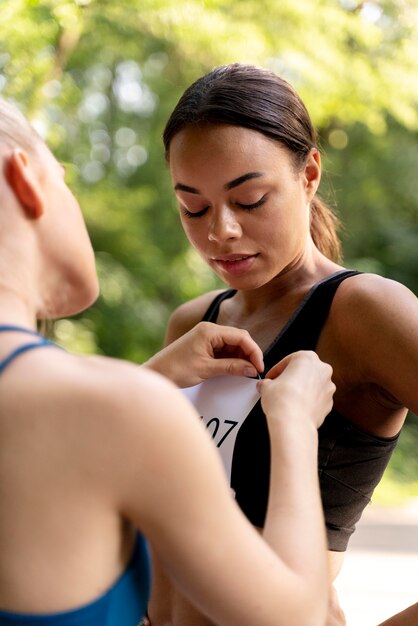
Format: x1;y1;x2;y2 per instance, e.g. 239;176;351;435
0;325;151;625
0;535;150;625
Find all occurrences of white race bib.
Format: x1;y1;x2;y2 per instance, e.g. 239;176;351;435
182;376;260;486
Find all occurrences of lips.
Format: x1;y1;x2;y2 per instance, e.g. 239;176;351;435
212;253;259;275
215;254;252;261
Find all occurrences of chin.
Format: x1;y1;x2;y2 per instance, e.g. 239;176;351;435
69;277;100;315
41;277;100;319
218;273;267;291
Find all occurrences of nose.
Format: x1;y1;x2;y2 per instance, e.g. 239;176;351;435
208;206;242;243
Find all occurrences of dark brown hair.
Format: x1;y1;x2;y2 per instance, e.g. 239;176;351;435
163;63;341;261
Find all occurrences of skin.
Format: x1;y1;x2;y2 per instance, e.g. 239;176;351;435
378;603;418;626
145;320;265;385
148;123;418;626
1;145;99;319
0;130;333;625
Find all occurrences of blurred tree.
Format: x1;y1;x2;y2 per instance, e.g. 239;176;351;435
321;118;418;288
0;0;416;379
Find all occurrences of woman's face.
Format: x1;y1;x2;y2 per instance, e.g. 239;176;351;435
169;124;321;290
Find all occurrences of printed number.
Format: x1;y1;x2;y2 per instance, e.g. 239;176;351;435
217;419;239;447
206;417;220;440
203;418;239;447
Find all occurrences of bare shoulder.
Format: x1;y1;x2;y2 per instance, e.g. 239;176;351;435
17;348;184;439
72;353;201;438
7;347;209;529
326;273;418;404
165;289;226;344
332;272;417;328
33;350;199;475
65;353;224;525
63;351;182;418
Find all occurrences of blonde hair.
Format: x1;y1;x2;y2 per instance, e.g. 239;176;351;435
0;98;41;153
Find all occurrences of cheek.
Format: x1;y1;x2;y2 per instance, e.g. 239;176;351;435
258;205;306;251
180;218;206;249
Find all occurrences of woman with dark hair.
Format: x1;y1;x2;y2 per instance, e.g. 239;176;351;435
148;63;418;625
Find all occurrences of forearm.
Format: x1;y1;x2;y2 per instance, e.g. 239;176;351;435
263;414;328;595
258;352;333;609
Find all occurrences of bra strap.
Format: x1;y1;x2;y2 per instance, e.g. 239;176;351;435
264;270;361;370
202;290;236;322
0;340;55;374
0;326;57;375
0;324;45;338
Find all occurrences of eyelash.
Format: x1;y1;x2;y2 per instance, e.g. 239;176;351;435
182;195;267;219
236;195;267;210
182;206;210;218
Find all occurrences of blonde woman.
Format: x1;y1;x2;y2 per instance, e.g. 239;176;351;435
0;98;334;626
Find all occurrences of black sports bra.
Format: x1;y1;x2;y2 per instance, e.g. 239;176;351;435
202;270;400;551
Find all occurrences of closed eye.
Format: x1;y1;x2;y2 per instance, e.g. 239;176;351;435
235;195;267;210
180;193;267;217
181;206;210;218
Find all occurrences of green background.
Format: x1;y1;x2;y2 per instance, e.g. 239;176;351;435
1;0;417;498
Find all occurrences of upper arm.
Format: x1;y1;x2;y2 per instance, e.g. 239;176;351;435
335;274;418;415
101;367;324;626
164;290;225;346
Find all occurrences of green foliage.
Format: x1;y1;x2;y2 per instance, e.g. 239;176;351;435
321;118;418;292
1;0;417;350
1;0;417;484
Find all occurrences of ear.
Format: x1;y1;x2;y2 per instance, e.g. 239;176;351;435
303;148;321;199
4;148;45;219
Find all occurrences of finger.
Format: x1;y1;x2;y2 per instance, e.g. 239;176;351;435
256;378;272;393
212;326;264;372
264;353;294;379
265;350;322;380
207;357;259;379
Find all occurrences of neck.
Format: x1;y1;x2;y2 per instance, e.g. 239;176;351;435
236;245;342;315
0;287;37;330
0;202;43;322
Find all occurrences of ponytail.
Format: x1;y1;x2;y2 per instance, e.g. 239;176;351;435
310;196;342;262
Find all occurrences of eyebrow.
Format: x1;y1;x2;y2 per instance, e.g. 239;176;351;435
174;171;264;195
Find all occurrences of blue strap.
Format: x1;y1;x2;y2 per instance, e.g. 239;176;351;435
0;327;57;374
0;324;45;338
0;340;55;374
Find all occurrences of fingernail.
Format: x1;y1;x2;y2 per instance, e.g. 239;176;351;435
244;367;258;378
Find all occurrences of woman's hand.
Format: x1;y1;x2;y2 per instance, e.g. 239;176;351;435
257;351;335;430
144;321;264;387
